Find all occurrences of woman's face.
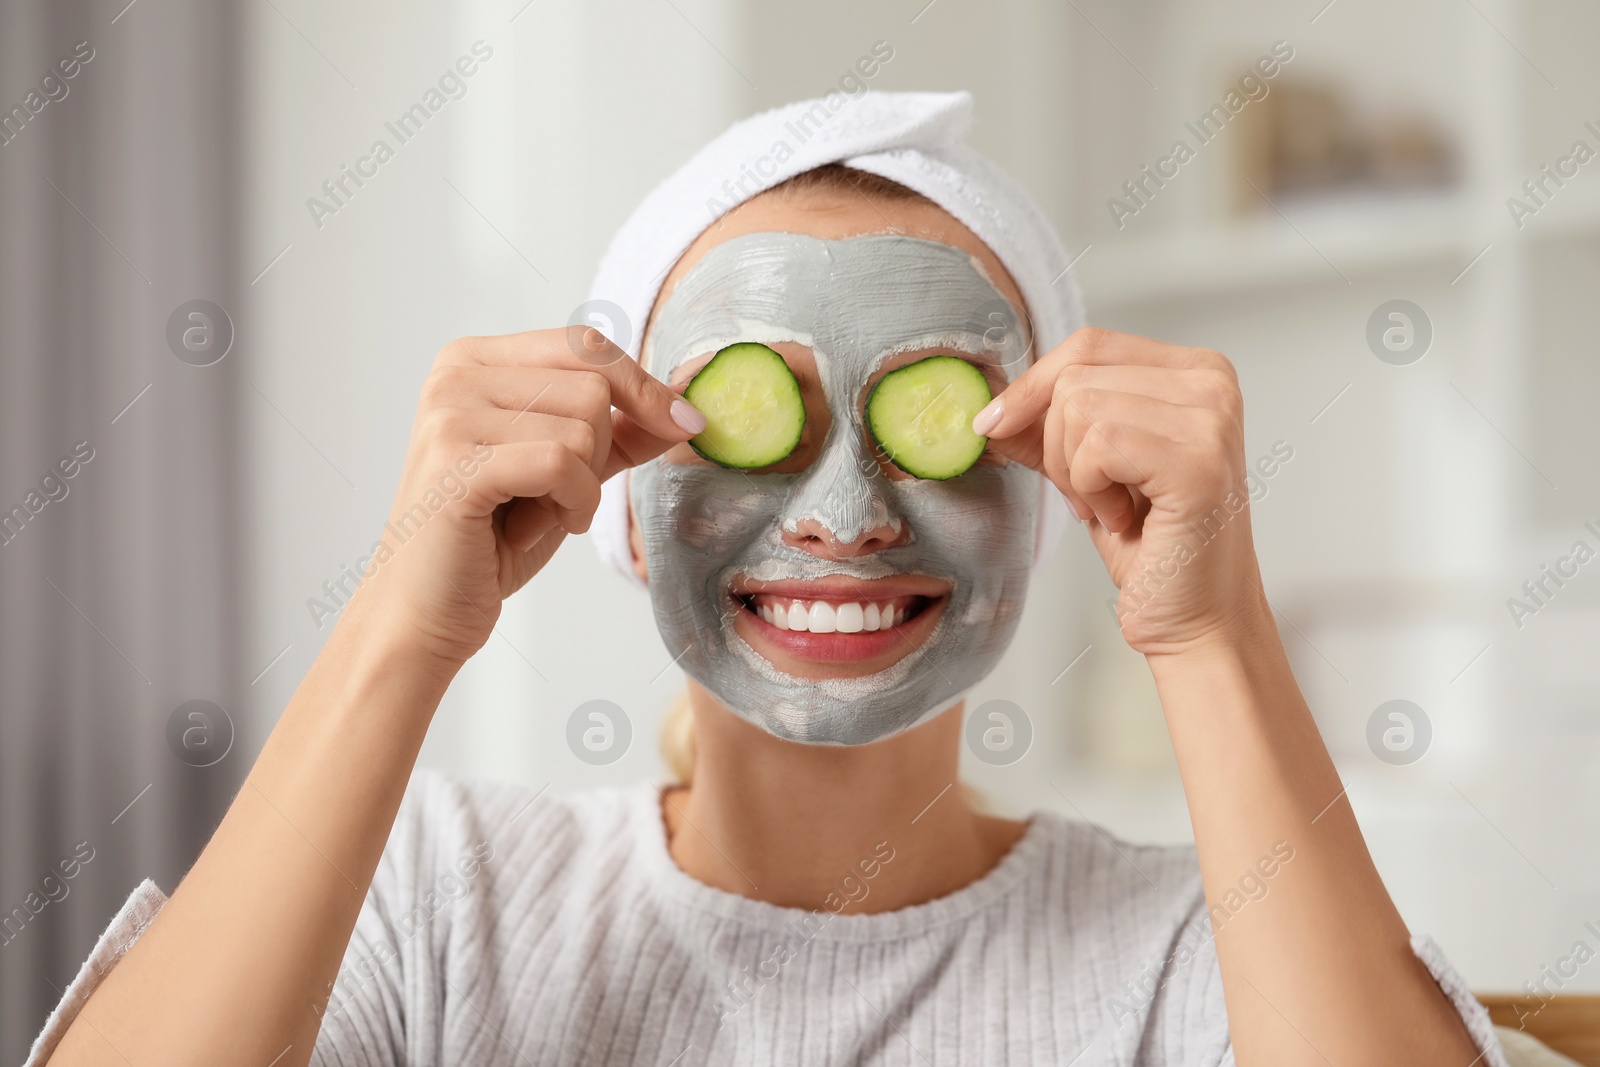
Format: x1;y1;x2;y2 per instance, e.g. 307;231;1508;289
628;189;1041;746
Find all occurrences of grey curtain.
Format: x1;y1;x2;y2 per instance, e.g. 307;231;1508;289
0;1;244;1059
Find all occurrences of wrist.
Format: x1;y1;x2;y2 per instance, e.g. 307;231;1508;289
1142;588;1279;673
249;586;458;804
325;589;464;702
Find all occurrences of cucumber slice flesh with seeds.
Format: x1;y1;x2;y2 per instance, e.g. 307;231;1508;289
683;343;806;469
866;356;992;480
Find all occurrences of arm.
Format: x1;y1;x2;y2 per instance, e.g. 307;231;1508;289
44;605;451;1066
1149;608;1482;1066
43;327;702;1067
980;326;1489;1066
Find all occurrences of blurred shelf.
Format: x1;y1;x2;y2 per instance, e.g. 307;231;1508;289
1079;187;1600;307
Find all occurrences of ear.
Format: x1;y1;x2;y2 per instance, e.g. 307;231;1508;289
627;487;649;584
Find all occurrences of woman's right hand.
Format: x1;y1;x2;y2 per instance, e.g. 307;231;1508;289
347;326;704;669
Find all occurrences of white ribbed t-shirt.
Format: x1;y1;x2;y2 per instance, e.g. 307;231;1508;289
27;770;1510;1066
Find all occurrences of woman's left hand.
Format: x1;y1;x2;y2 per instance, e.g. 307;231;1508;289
977;327;1270;655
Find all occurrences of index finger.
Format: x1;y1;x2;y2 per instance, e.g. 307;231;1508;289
975;327;1204;440
442;327;706;443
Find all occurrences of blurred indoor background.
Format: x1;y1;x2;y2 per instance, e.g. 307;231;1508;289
3;0;1598;1057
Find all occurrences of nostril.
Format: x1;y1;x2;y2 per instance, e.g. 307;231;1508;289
782;518;906;558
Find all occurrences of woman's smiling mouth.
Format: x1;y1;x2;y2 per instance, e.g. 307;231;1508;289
728;574;952;672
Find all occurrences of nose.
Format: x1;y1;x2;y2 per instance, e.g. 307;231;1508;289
783;515;904;558
779;419;906;559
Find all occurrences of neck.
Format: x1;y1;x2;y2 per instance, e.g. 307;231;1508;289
662;679;1027;914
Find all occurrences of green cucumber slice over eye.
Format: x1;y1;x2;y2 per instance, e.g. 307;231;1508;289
682;342;806;469
866;355;993;480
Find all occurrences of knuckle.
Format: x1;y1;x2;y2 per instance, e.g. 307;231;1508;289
533;437;570;472
420;365;466;405
421;406;470;447
569;419;598;458
1208;349;1239;381
1074;385;1113;416
1052;375;1076;406
619;363;658;404
1202;407;1231;439
1198;368;1242;418
1043;448;1070;487
434;336;478;368
577;470;603;509
563;324;625;366
572;369;611;411
561;323;594;356
1088;418;1119;447
1071;325;1114;356
1222;390;1244;424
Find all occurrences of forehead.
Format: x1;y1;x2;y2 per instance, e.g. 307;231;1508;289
641;190;1030;370
645;232;1031;378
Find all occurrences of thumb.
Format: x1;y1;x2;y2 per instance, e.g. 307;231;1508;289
982;420;1045;472
601;408;681;482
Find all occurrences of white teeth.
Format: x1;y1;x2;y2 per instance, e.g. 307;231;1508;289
752;597;909;633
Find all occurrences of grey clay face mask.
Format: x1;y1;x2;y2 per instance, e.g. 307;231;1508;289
631;232;1041;746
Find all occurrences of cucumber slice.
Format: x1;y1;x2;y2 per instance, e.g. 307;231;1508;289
866;356;992;480
682;342;806;469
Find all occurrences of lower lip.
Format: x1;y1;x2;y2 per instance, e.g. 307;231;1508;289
731;596;945;664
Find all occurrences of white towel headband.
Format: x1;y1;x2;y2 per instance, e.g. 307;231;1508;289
584;90;1085;588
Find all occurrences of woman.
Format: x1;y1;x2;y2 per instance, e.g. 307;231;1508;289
31;92;1508;1066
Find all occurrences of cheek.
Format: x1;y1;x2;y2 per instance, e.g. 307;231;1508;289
900;470;1037;562
636;455;1037;591
635;463;784;567
627;502;649;582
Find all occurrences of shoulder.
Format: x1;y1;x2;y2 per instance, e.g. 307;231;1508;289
1026;808;1208;917
1021;811;1293;1054
355;767;661;938
392;766;641;842
1021;811;1225;999
1023;809;1298;936
382;767;650;886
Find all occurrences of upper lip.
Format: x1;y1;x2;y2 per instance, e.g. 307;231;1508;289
730;573;951;601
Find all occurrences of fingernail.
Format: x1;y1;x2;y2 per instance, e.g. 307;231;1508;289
972;398;1003;436
1063;495;1083;523
671;398;707;434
